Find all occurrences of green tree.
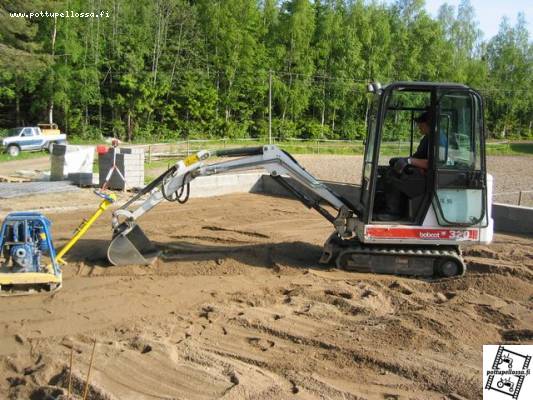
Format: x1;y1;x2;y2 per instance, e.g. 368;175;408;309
276;0;315;126
485;14;532;137
0;0;48;125
0;0;530;141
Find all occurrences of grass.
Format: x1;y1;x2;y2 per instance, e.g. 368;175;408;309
1;140;531;168
277;142;364;155
486;142;533;156
67;137;105;145
146;139;533;157
0;150;49;163
144;159;177;170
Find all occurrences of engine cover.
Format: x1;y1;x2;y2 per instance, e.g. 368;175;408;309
10;243;38;272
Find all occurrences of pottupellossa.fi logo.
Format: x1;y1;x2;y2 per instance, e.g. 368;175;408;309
484;345;532;399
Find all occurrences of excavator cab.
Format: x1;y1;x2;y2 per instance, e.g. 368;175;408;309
326;82;493;277
360;82;489;229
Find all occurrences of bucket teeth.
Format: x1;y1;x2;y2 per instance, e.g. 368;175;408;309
107;224;160;266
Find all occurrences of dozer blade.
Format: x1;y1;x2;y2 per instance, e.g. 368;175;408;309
107;224;160;266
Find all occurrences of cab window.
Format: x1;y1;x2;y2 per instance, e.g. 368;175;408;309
379;90;431;166
434;90;485;226
437;92;477;169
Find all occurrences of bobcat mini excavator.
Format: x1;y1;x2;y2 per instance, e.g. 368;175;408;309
107;82;493;278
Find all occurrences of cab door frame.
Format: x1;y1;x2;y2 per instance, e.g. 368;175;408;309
360;83;438;225
432;88;488;227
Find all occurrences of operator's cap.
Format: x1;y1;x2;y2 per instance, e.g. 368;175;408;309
415;111;432;124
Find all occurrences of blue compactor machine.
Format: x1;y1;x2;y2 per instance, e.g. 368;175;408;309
0;212;61;293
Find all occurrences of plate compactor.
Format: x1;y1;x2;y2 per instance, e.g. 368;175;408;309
0;212;61;293
108;82;494;278
0;192;116;294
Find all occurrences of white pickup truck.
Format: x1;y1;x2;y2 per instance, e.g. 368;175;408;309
2;126;67;157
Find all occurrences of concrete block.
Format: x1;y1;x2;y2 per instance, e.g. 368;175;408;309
180;173;362;215
254;175;361;210
121;170;533;239
492;203;533;235
98;149;144;190
0;181;80;199
51;144;68;156
189;173;264;198
120;147;144;155
51;145;95;181
68;172;93;187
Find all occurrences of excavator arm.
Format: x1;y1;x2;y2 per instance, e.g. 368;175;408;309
108;145;357;266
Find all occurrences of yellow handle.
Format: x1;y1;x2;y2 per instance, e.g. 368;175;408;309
54;194;116;264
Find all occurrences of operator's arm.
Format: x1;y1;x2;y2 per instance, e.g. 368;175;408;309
409;157;428;170
409;134;429;170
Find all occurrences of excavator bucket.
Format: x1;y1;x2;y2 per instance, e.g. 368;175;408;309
107;224;160;266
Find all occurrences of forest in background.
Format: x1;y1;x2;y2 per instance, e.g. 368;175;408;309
0;0;531;142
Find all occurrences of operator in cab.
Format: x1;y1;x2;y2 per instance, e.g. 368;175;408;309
378;111;433;221
391;111;431;173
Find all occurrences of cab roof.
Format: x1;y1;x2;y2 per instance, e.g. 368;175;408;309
383;81;471;91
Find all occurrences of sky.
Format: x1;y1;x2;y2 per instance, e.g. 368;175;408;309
384;0;532;40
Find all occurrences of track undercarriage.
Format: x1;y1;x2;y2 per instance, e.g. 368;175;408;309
320;234;465;278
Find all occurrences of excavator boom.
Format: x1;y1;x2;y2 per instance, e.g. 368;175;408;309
108;145;356;266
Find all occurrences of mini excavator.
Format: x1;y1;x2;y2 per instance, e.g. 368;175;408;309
108;82;493;278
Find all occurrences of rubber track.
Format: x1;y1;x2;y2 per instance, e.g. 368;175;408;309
335;244;465;278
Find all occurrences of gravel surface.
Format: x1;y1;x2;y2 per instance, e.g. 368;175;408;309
295;154;533;206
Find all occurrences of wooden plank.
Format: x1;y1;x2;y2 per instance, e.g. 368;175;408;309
0;175;32;183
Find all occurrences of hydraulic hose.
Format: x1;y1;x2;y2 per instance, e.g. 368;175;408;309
176;175;190;204
162;172;190;204
119;165;177;210
215;146;264;157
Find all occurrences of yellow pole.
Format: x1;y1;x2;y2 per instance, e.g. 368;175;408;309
55;194;116;265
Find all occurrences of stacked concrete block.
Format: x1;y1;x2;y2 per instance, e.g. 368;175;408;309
98;147;144;190
50;145;67;180
50;144;95;183
67;172;94;186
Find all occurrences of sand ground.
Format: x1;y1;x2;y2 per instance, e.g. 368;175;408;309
0;154;532;400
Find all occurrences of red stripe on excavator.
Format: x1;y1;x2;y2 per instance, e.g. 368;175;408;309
365;227;479;241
